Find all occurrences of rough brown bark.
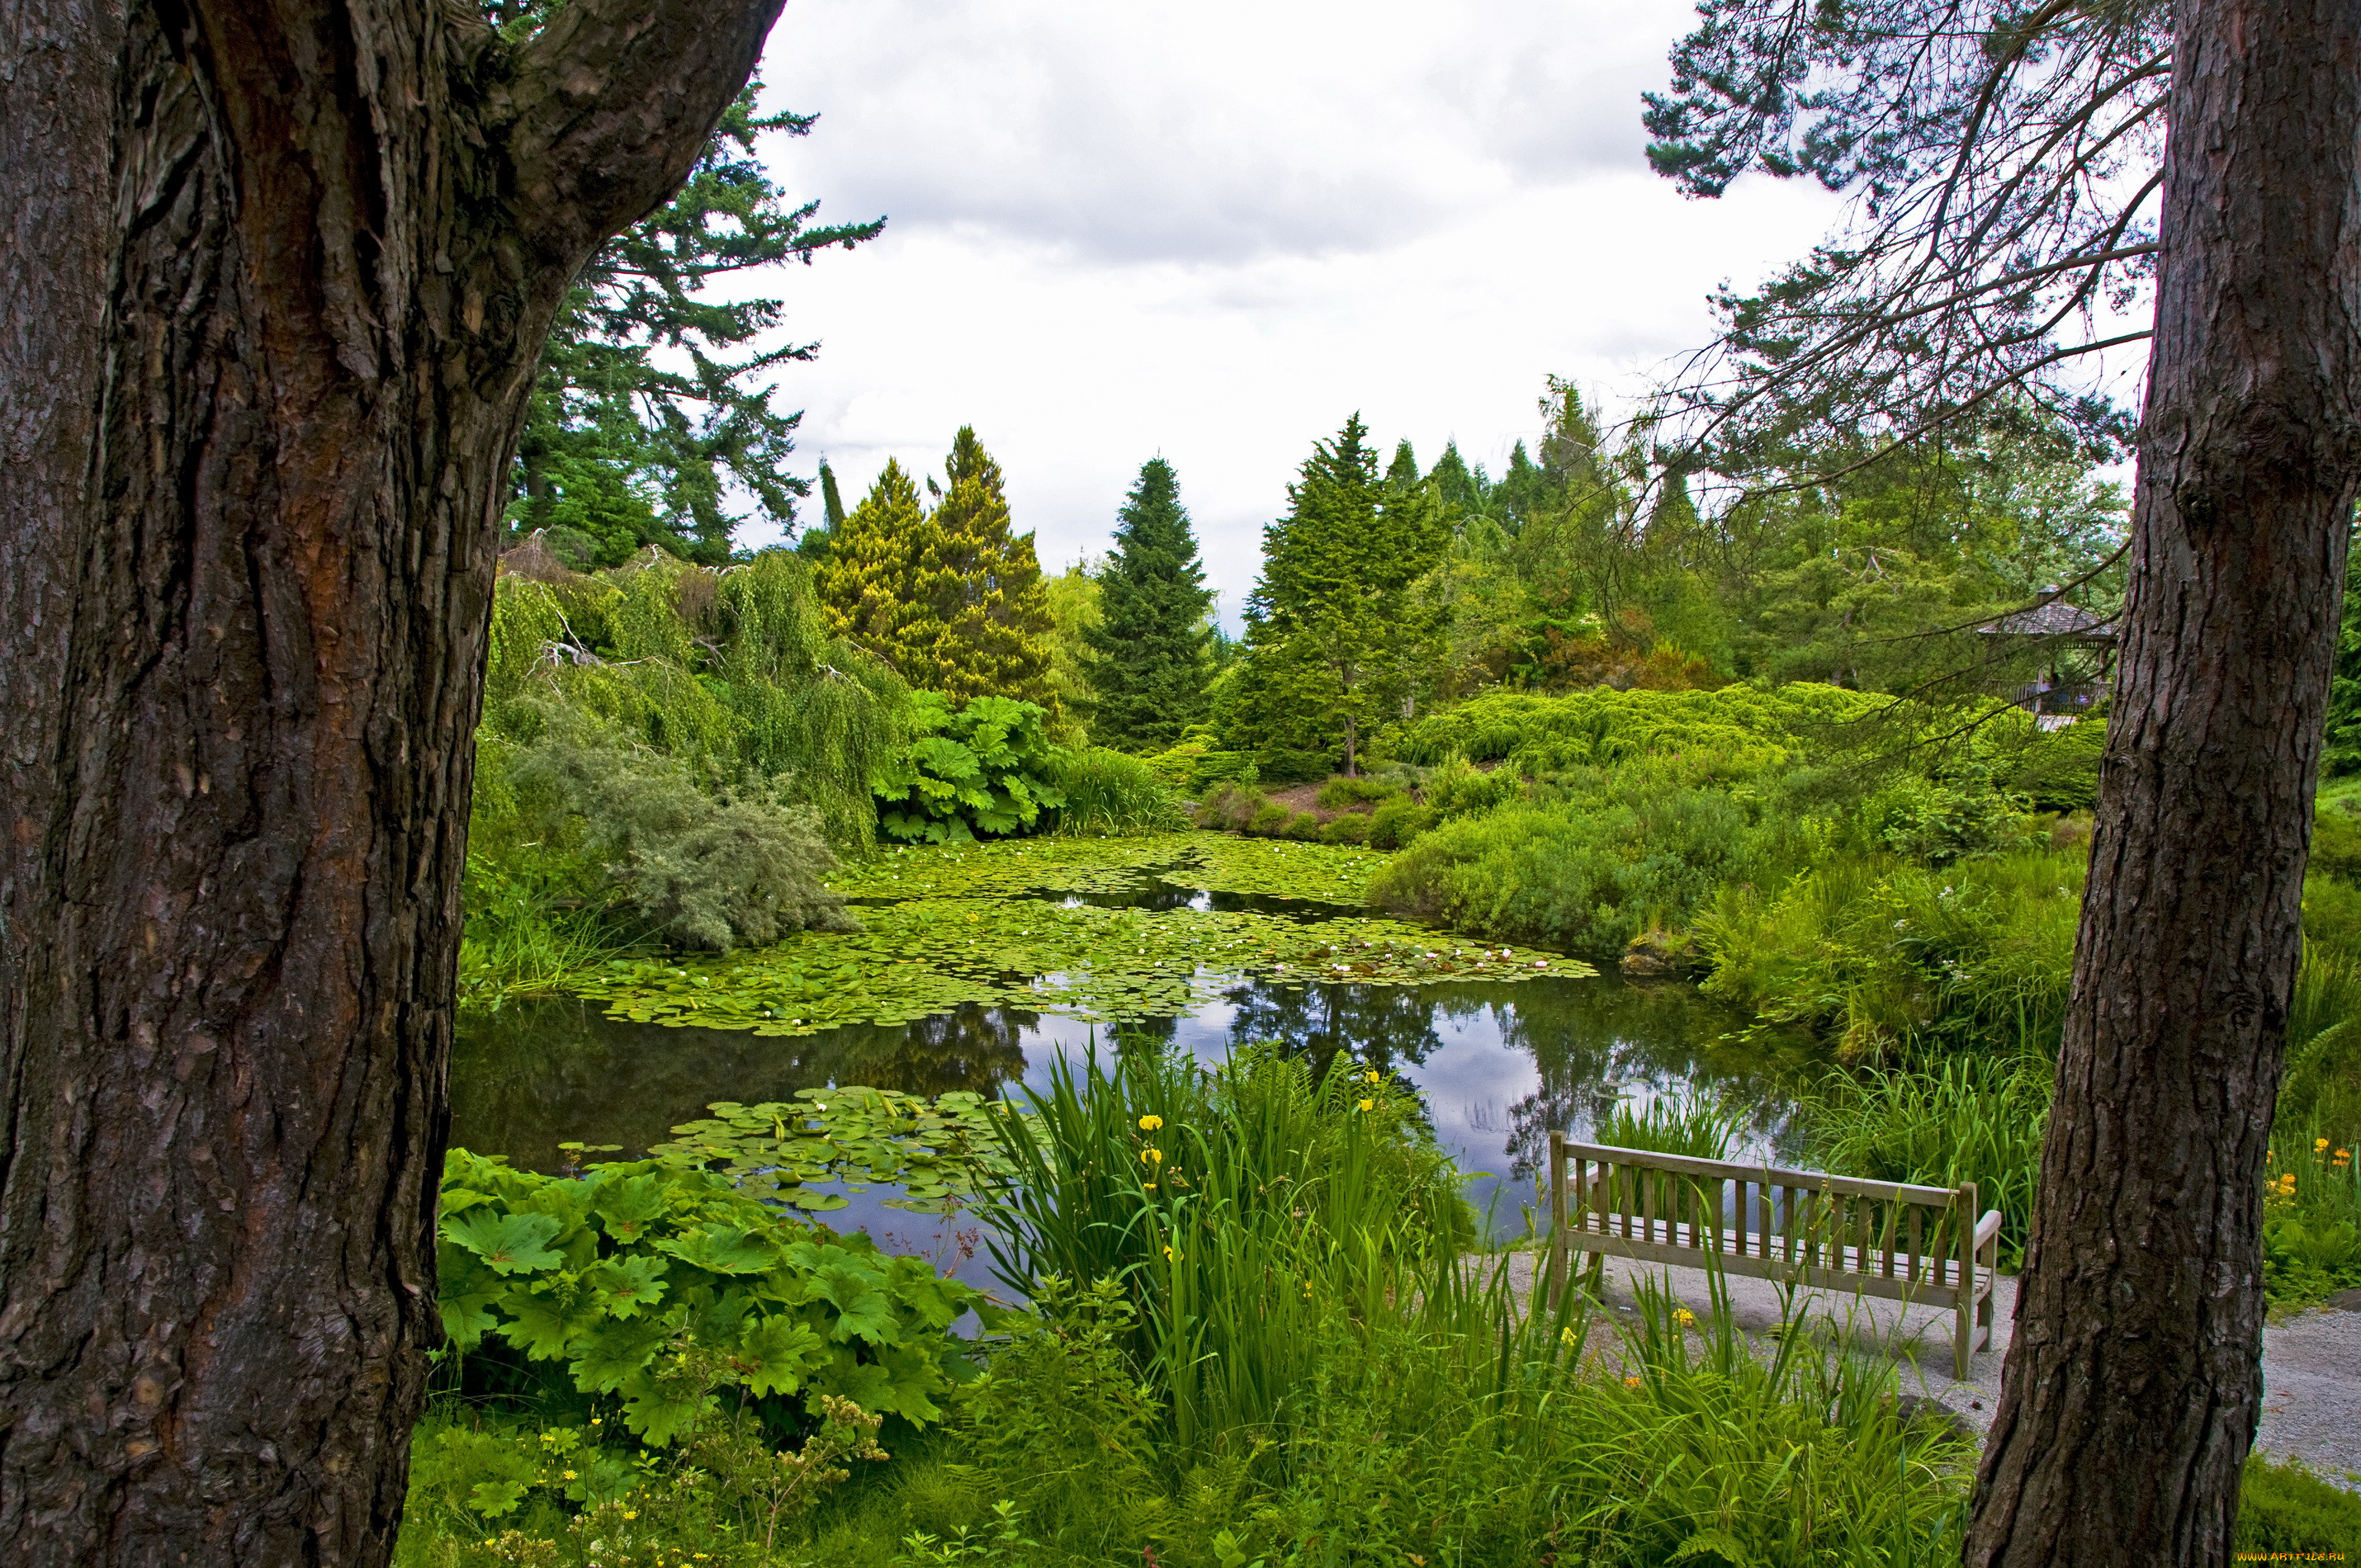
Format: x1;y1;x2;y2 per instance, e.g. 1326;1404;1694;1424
0;0;783;1561
1965;0;2361;1561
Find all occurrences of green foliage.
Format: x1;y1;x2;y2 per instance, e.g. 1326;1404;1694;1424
504;86;881;564
2261;1122;2361;1311
2236;1451;2361;1551
1698;848;2085;1058
503;725;853;951
436;1150;984;1441
480;551;910;856
1805;1051;2051;1268
1387;682;1887;776
1082;458;1218;750
816;434;1060;713
1854;772;2035;864
1420;756;1523;819
1138;735;1259;797
1223;416;1450;773
1371;790;1768;956
1048;748;1190;835
398;1393;889;1566
873;693;1066;843
1313;775;1398;810
569;895;1579;1037
979;1046;1474;1452
1363;795;1439;851
1597;1094;1748;1159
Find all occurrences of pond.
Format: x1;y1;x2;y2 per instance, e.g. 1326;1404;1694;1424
451;834;1824;1275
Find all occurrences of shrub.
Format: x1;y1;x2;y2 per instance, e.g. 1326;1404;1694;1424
1321;813;1372;847
1422;756;1522;819
872;692;1067;843
2237;1450;2361;1551
1315;775;1398;810
1049;748;1189;835
500;723;853;952
1389;682;1886;776
1282;810;1324;840
2314;803;2361;882
1855;773;2035;864
1366;796;1439;851
1194;781;1269;832
1247;801;1291;835
1991;716;2107;811
1140;737;1260;796
1254;747;1333;785
1370;791;1761;955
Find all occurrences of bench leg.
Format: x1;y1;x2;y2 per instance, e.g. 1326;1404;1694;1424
1953;1297;1971;1381
1976;1286;1994;1353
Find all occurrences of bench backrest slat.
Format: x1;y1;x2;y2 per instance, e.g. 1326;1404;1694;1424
1555;1140;1959;1205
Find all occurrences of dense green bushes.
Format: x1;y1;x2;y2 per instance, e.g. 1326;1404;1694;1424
1371;791;1772;956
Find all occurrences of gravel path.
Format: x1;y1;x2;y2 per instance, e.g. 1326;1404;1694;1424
1498;1251;2361;1481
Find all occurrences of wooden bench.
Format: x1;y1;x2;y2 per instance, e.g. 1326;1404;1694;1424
1546;1134;2004;1378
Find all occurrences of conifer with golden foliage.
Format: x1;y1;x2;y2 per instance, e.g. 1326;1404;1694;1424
817;428;1058;717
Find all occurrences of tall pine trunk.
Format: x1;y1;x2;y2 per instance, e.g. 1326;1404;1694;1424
0;1;781;1561
1966;0;2361;1560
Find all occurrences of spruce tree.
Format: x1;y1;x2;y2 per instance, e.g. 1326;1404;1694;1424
1082;458;1216;750
1226;415;1449;773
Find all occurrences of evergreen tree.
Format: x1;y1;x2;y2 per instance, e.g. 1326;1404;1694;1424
1082;458;1217;750
925;428;1059;712
506;84;882;567
814;458;937;671
812;434;1057;711
1225;416;1449;774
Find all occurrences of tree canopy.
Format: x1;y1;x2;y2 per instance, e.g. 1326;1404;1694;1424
506;84;881;566
1082;458;1216;751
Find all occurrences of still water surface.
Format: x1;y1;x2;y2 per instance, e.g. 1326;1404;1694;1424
453;964;1824;1266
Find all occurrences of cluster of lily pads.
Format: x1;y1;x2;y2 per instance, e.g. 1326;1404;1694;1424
824;832;1390;906
560;833;1587;1037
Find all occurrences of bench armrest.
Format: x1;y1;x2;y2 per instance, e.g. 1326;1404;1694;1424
1973;1209;2004;1258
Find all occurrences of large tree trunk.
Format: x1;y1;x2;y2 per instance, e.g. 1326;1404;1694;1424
1965;0;2361;1561
0;1;781;1561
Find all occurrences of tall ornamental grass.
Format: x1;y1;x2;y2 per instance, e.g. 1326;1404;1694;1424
979;1044;1469;1454
1805;1049;2051;1269
1050;747;1191;834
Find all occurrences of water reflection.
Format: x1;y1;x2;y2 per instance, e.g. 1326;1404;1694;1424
452;974;1819;1234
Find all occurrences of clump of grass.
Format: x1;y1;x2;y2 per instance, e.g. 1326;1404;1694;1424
1050;746;1190;835
1805;1048;2051;1269
1595;1093;1749;1159
979;1042;1469;1454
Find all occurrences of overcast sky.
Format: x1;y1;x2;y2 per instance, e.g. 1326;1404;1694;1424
744;0;1849;621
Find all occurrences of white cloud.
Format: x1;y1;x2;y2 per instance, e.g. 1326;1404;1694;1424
740;0;1849;619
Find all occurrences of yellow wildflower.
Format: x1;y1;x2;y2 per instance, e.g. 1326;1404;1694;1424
1625;1375;1642;1388
1140;1147;1163;1164
562;1469;578;1481
1138;1114;1163;1131
1357;1098;1374;1112
1673;1308;1696;1329
1365;1070;1382;1084
2319;1138;2332;1152
1560;1326;1579;1347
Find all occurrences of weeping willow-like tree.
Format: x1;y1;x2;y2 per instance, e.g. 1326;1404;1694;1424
483;546;908;850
